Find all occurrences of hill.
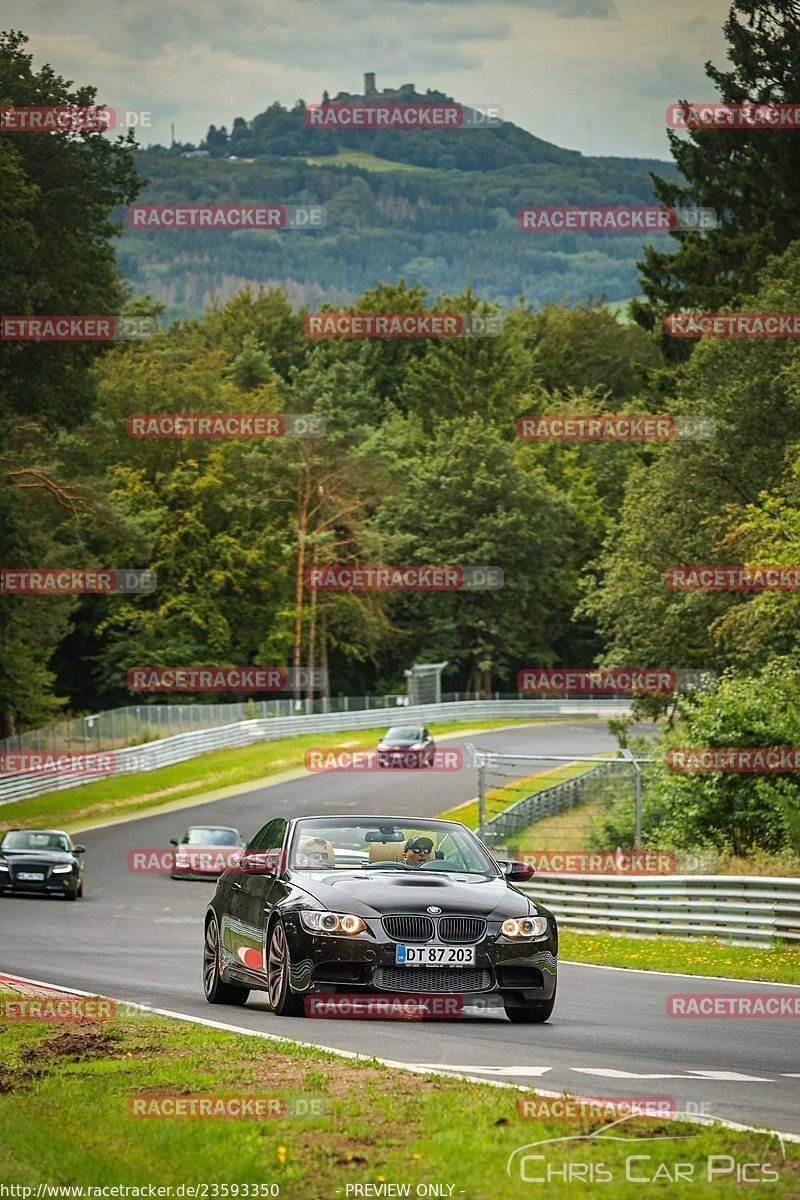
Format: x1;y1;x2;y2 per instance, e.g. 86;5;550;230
121;77;680;319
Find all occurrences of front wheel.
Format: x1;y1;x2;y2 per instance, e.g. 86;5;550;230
203;916;250;1006
267;921;304;1016
504;983;556;1024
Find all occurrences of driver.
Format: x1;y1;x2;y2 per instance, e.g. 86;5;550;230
295;836;330;870
402;836;434;868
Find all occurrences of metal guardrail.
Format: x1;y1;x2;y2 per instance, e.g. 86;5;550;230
0;692;631;757
520;875;800;946
481;764;611;842
0;699;632;806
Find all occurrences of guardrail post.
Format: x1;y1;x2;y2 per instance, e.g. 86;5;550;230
478;759;486;841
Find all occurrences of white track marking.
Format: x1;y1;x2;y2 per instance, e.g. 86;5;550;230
562;960;800;988
572;1067;772;1082
2;968;798;1143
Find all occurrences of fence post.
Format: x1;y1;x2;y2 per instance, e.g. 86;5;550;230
634;764;642;852
477;759;486;841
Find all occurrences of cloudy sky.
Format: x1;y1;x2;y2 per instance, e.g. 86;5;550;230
8;0;732;158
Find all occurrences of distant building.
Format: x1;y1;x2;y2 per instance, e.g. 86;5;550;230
331;74;423;104
180;150;210;159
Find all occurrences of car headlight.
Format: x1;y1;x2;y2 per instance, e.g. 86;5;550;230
52;864;75;874
299;911;367;936
0;861;9;871
500;917;548;939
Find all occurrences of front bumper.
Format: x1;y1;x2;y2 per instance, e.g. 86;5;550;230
0;870;79;897
171;866;226;880
377;749;430;767
282;914;558;1003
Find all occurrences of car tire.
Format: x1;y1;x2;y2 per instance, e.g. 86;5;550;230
77;880;84;898
267;920;304;1017
503;984;556;1024
203;915;250;1006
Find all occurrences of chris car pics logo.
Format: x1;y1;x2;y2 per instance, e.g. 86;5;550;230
506;1114;783;1185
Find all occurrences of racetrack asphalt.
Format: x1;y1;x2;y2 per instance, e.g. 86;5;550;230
1;720;797;1136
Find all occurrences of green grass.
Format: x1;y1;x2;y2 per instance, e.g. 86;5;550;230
304;149;437;173
561;930;800;985
0;992;796;1197
0;717;557;833
439;760;597;830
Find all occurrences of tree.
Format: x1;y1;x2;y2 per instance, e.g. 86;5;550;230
581;239;800;713
634;1;800;341
0;30;142;735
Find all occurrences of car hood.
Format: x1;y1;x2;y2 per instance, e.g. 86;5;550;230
292;870;537;920
0;849;76;865
379;738;420;747
176;844;243;854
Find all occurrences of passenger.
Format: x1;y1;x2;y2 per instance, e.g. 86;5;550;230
402;836;434;868
295;836;330;870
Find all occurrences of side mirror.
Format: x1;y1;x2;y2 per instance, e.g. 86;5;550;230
240;849;284;875
73;844;86;854
169;838;179;846
501;860;534;882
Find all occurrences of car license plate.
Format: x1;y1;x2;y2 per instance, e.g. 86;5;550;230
395;944;476;966
17;872;44;881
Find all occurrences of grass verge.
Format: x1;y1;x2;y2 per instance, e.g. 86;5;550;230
0;991;796;1198
439;760;596;830
0;718;556;834
561;930;800;985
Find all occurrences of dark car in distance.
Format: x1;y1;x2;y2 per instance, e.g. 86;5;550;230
376;726;436;767
170;826;246;880
0;828;86;900
203;815;557;1023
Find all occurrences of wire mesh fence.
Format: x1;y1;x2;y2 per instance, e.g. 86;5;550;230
0;692;630;756
469;750;719;873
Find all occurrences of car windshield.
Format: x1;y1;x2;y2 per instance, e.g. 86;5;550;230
383;727;421;740
289;818;498;876
182;828;239;846
1;831;70;852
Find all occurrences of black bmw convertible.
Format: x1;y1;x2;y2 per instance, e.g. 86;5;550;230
203;814;557;1022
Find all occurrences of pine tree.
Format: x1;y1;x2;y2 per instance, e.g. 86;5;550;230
634;1;800;350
